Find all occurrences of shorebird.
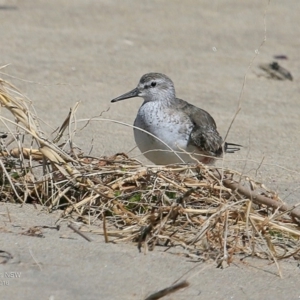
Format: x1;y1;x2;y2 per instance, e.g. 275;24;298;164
111;73;241;165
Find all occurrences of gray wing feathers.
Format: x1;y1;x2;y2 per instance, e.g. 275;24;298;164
190;126;223;155
175;98;223;155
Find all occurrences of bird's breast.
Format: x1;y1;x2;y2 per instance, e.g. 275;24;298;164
133;102;194;162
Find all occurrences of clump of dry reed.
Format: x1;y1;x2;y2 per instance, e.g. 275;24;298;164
0;77;300;275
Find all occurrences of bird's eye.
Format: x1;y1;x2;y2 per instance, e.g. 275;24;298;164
151;81;156;87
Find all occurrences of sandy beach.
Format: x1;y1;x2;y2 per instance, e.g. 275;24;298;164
1;0;300;299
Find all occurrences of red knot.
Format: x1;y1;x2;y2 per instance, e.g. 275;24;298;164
111;73;241;165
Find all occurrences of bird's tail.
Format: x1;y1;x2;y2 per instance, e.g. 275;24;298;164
224;142;242;153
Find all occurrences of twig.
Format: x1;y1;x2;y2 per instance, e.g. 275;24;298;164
221;177;300;221
6;206;11;222
144;280;189;300
68;223;92;242
29;249;42;271
103;212;109;243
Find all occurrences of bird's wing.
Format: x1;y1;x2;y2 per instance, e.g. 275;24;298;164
174;98;223;155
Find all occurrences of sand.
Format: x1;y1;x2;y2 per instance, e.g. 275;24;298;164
1;0;300;299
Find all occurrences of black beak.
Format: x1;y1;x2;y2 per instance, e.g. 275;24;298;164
111;88;139;103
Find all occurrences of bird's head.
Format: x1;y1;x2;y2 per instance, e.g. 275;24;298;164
111;73;175;103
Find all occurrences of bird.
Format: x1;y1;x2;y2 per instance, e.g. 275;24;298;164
111;73;241;165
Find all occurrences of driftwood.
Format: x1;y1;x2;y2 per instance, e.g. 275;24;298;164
221;177;300;221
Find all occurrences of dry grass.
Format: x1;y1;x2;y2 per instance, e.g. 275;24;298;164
1;77;300;276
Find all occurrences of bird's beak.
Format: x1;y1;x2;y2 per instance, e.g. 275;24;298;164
111;88;139;103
